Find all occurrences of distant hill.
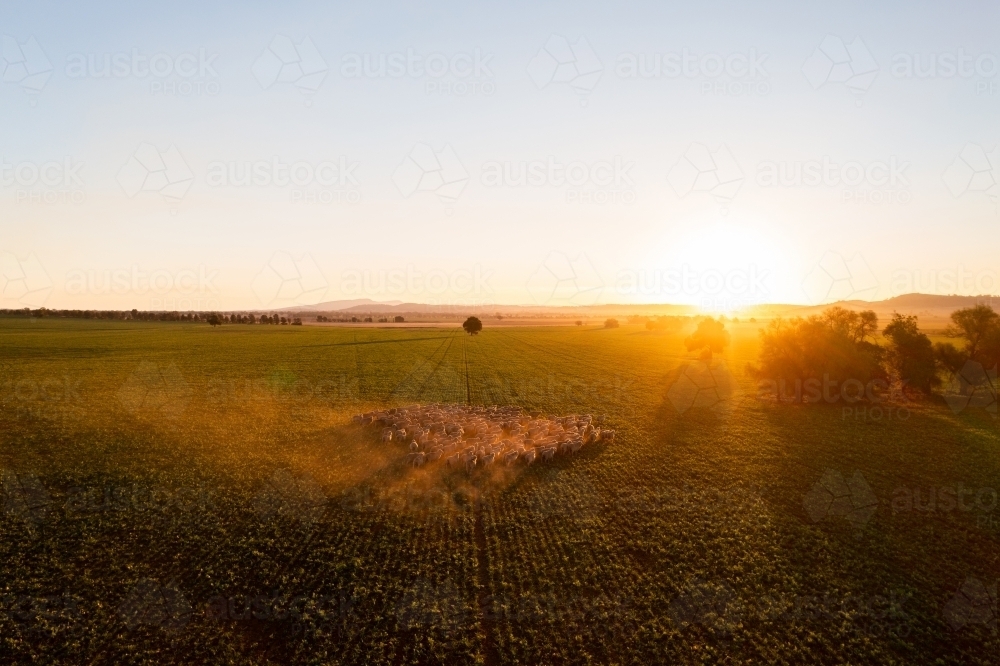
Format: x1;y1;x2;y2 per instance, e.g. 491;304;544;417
277;299;403;312
277;301;700;316
273;293;1000;324
746;293;1000;324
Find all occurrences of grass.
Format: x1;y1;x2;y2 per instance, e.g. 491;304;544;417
0;317;998;664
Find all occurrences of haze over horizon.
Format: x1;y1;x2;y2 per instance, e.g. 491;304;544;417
4;0;1000;312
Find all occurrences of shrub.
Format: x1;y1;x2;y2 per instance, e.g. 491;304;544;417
749;308;885;403
604;318;619;329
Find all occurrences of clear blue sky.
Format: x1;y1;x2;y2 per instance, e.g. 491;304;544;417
2;0;999;311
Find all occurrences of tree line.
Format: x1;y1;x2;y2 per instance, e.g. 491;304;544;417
1;308;302;325
748;304;999;401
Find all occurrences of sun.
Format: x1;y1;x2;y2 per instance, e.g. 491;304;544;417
643;219;790;313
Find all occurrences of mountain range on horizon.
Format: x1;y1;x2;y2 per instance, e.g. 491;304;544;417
275;293;1000;316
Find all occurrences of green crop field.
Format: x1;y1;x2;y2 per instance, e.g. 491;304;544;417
0;317;998;664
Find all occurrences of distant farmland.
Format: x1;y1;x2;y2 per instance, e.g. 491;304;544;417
0;318;997;664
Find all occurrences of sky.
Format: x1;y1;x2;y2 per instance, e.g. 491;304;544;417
2;0;999;312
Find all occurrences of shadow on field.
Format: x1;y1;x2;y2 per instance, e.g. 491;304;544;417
650;361;737;457
744;396;1000;659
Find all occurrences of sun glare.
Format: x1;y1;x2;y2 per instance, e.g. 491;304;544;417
645;219;789;313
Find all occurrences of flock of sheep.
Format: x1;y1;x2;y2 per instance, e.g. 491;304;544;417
352;404;615;472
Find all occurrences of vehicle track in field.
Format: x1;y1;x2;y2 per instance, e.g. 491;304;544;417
463;334;471;405
386;330;456;400
474;495;500;666
352;331;365;399
411;329;460;399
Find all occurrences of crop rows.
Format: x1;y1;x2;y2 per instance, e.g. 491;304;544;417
0;318;998;663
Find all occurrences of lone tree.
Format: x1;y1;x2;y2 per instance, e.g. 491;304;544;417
207;313;222;327
604;318;619;329
463;316;482;335
684;317;730;361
